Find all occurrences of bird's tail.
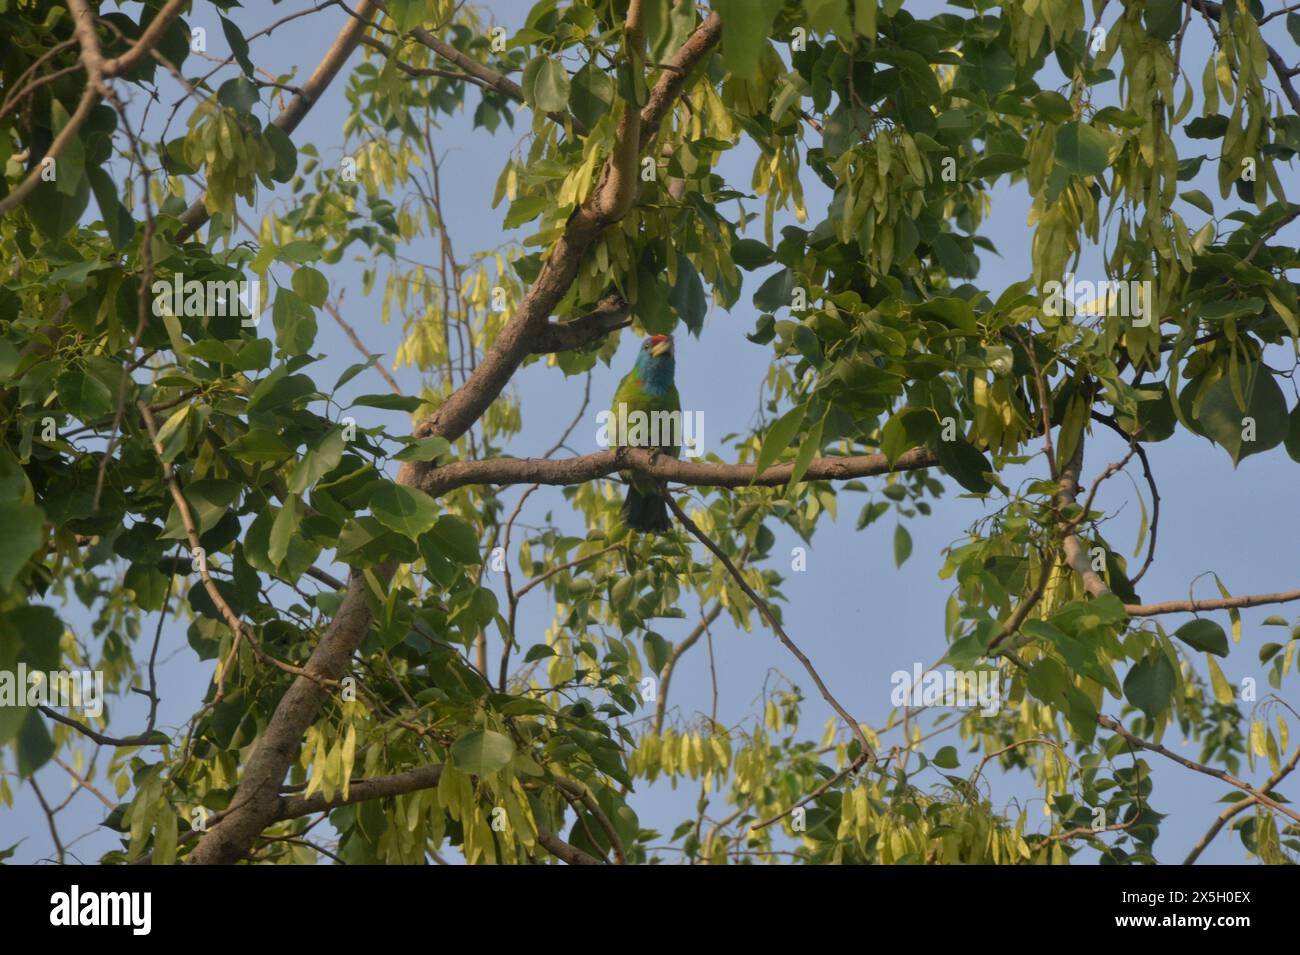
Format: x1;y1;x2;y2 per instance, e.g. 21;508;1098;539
622;483;671;533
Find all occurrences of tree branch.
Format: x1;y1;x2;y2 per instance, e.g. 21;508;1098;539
1055;432;1111;598
1183;739;1300;864
529;295;631;353
1097;714;1300;825
413;445;940;498
1125;588;1300;617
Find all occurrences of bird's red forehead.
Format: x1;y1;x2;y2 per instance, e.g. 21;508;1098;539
648;335;670;345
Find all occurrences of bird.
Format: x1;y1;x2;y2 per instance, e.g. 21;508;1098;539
610;334;680;533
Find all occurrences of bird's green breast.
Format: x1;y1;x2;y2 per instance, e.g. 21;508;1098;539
610;372;681;453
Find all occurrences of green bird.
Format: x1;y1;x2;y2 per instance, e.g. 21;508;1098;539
610;334;680;533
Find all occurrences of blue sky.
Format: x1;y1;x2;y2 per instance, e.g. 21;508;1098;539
7;0;1299;864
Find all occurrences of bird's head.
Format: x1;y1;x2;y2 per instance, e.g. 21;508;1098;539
634;334;676;391
646;334;674;358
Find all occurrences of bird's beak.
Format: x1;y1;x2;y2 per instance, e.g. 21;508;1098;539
650;339;672;358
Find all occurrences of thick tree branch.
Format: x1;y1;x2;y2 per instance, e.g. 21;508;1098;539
591;0;645;221
186;568;377;863
535;827;605;865
413;445;940;498
530;295;631;353
1055;433;1112;598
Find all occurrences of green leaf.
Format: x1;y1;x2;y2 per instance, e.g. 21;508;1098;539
429;515;481;564
87;167;134;250
569;61;614;131
881;407;938;465
1116;383;1176;443
524;644;556;662
263;124;297;183
370;483;439;540
153;404;191;463
970;153;1028;179
669;257;707;334
1286;402;1300;464
932;745;959;769
393;436;451;463
1173;618;1229;657
713;0;782;79
1030;90;1074;122
805;0;851;34
277;240;322;264
268;495;301;568
56;369;115;421
643;632;672;674
934;436;993;493
1180;189;1215;216
1143;0;1182;38
1124;651;1176;719
893;523;913;568
386;0;426;32
1183;364;1288;464
523;57;570;113
292;267;329;307
1054;122;1110;177
0;446;30;501
0;340;18;382
753;404;806;479
125;563;168;611
503;193;548;229
731;238;775;270
450;729;515;776
0;501;45;590
272;287;317;356
49;100;84;197
220;15;255;77
160;479;240;539
16;711;55;777
788;413;825;489
350;393;424;412
752;267;796;311
217;76;259;113
225;428;292;464
1198;298;1264;322
1185;114;1228;139
287;428;346;494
